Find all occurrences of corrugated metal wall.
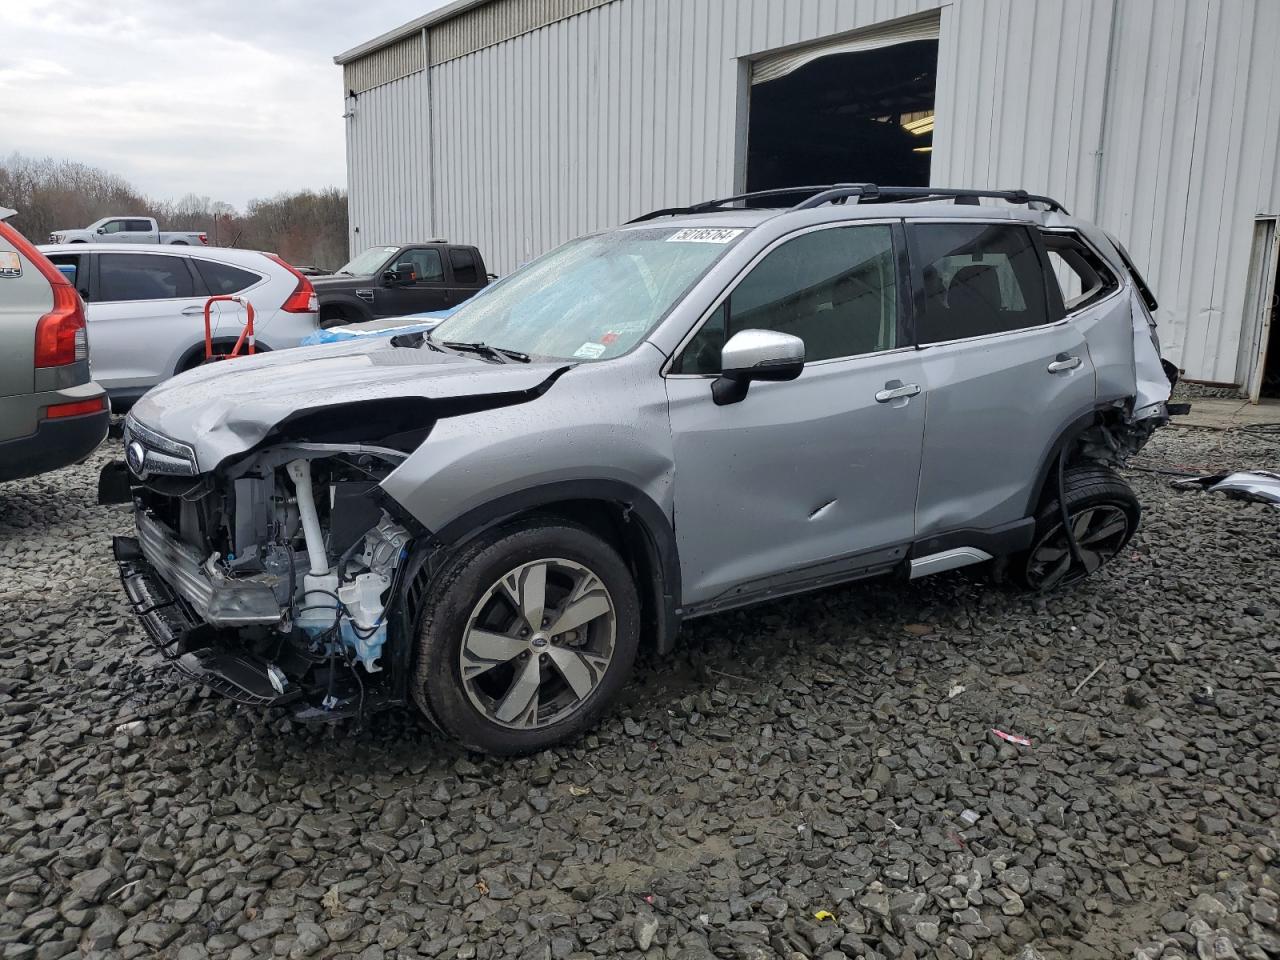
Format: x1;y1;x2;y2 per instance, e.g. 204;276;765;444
430;0;615;64
933;0;1280;381
425;0;938;272
343;0;1280;381
343;33;426;94
345;70;433;249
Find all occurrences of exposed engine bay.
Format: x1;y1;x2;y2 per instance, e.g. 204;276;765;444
113;441;418;718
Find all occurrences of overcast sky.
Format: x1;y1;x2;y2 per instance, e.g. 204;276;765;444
0;0;451;209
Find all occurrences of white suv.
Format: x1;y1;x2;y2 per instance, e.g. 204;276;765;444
38;244;320;408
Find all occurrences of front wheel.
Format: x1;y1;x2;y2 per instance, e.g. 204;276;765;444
412;520;641;755
1012;464;1140;591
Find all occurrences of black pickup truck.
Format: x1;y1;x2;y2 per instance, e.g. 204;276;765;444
312;241;490;327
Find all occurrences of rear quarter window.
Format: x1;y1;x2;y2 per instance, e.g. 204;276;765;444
1042;233;1120;311
449;248;480;285
195;259;261;295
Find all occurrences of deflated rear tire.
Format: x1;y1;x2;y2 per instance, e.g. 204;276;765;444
1012;464;1140;591
412;520;640;755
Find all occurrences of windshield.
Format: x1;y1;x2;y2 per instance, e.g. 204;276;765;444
431;226;746;361
335;245;399;276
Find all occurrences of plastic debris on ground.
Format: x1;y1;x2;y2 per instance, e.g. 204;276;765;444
1172;470;1280;508
991;728;1032;747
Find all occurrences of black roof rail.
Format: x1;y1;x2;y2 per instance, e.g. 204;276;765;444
629;184;1069;222
627;185;844;223
792;184;1068;214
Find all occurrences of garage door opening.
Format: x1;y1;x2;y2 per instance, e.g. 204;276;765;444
746;31;939;194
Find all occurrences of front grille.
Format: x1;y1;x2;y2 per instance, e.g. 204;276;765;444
123;417;199;478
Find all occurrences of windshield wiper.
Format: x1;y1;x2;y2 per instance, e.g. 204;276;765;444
441;341;530;364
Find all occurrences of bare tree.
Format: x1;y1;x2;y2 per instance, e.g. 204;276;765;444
0;153;349;270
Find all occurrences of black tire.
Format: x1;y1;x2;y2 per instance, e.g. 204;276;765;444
170;241;189;246
1011;464;1141;591
320;307;357;330
412;520;641;755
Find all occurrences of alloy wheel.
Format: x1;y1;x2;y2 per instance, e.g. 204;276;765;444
1024;504;1132;590
459;558;616;729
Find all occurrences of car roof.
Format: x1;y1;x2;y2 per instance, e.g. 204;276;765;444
616;200;1058;233
37;243;284;265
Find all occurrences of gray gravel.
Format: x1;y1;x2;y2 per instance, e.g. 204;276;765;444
1;425;1278;960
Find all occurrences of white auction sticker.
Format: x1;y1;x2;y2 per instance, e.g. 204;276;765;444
572;342;606;359
666;228;743;244
0;252;21;279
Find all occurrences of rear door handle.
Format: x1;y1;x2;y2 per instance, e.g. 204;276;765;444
181;306;205;315
1047;354;1082;373
875;380;921;403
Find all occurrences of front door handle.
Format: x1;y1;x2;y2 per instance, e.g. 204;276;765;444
181;306;205;315
1047;354;1082;373
875;380;921;403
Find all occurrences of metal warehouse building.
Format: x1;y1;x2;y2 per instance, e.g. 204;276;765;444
335;0;1280;393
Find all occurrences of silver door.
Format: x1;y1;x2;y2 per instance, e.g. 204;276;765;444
88;251;211;391
907;220;1098;538
665;221;925;610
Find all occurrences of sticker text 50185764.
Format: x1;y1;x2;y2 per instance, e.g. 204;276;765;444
666;228;743;244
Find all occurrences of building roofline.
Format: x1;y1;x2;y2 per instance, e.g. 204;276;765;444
333;0;489;64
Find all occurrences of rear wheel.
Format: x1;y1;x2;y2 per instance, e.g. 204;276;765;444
412;520;640;755
1012;464;1140;591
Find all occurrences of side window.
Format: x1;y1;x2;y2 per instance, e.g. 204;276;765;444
100;220;126;235
673;225;899;374
194;259;261;295
449;247;479;284
910;223;1054;344
98;254;195;302
46;254;81;289
127;220;152;233
400;248;444;283
1042;232;1119;311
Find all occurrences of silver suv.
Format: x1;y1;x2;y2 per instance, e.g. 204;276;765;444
0;208;108;483
103;185;1174;755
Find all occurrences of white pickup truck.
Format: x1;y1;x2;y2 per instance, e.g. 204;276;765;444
48;217;207;246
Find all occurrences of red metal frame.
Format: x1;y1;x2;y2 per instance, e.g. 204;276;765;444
203;295;256;362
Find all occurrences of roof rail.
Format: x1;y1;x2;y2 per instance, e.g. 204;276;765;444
628;185;842;223
791;185;1068;213
629;184;1068;222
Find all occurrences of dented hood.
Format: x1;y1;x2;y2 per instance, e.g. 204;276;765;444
129;338;568;469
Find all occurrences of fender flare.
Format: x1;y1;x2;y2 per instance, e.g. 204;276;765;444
431;479;682;655
1024;406;1107;516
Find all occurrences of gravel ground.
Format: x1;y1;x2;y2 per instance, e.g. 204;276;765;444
1;425;1278;960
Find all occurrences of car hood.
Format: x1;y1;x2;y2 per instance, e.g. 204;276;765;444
129;338;570;469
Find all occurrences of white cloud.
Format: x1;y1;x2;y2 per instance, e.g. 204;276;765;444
0;0;448;209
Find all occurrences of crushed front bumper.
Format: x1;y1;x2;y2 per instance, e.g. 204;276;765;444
113;535;299;708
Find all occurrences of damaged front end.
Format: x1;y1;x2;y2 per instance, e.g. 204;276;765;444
110;421;420;719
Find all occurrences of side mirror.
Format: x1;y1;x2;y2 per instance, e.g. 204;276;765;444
384;263;415;285
711;329;805;405
96;226;106;234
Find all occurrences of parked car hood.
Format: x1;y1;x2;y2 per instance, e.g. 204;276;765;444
129;338;570;470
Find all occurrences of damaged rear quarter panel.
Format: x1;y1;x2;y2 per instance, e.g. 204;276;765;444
379;346;676;536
